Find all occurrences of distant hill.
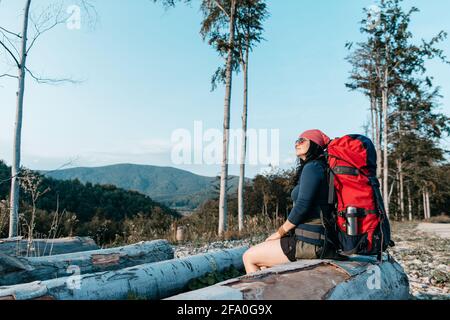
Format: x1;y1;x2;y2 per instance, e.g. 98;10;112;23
42;164;245;211
0;160;179;242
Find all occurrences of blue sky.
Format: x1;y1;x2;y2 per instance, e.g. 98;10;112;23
1;0;449;178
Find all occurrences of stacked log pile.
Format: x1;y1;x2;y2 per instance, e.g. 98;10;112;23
0;240;174;286
0;234;413;300
0;246;248;300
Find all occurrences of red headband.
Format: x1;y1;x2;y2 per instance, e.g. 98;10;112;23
299;129;331;148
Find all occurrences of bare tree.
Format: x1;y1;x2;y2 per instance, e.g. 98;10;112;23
3;0;33;238
0;0;95;238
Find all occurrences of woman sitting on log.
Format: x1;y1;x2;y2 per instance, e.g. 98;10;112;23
243;129;343;274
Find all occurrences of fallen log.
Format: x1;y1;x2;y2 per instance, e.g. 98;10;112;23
0;237;99;257
0;246;248;300
166;255;410;300
0;240;174;286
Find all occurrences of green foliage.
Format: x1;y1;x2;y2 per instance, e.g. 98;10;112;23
177;167;294;241
0;161;179;244
200;0;269;90
346;0;450;219
43;164;242;210
431;270;449;286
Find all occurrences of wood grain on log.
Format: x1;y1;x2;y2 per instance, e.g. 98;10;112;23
0;240;174;286
167;255;410;300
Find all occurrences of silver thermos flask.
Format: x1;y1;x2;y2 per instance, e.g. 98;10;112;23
346;207;358;236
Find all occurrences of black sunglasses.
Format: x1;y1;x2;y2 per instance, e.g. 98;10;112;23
295;137;308;145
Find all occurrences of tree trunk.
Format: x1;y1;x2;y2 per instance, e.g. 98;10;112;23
395;171;400;221
0;240;173;286
275;199;280;219
238;43;249;234
376;97;383;190
418;190;422;220
370;93;376;146
0;237;99;257
382;81;389;218
0;247;247;300
398;160;405;221
218;0;236;236
9;0;32;238
388;180;396;202
425;189;431;219
422;190;427;220
407;184;412;221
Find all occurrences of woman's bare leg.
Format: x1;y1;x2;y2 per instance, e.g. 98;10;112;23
243;239;290;274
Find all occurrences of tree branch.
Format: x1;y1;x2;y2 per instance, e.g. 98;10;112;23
0;26;21;39
25;67;81;85
0;73;18;79
27;11;66;55
0;32;20;57
0;39;20;68
212;0;229;19
78;0;98;29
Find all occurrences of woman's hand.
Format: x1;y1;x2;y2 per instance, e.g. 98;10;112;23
265;221;296;242
265;232;282;242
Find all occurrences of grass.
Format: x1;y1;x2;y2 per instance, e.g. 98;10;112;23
186;266;244;291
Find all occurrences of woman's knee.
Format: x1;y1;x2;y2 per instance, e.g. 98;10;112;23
243;243;274;265
243;247;256;264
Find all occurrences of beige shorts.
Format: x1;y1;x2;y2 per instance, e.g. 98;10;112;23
281;235;321;261
295;239;321;259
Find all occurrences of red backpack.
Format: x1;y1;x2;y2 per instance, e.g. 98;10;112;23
325;134;393;257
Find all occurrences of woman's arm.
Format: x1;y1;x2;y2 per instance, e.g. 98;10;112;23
287;161;324;225
265;162;324;241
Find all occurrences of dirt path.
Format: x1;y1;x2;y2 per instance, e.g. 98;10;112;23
391;222;450;300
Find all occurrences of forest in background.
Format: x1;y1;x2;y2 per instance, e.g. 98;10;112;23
0;0;449;244
0;160;179;245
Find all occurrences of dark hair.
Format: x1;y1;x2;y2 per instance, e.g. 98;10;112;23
292;140;325;185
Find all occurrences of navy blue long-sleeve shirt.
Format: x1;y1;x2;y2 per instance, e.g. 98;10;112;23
287;159;332;226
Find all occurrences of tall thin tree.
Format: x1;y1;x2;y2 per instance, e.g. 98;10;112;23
207;0;268;233
235;0;267;233
0;0;95;237
11;0;31;238
200;0;237;236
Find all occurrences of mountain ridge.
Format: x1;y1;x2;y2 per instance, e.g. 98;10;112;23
42;163;247;211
